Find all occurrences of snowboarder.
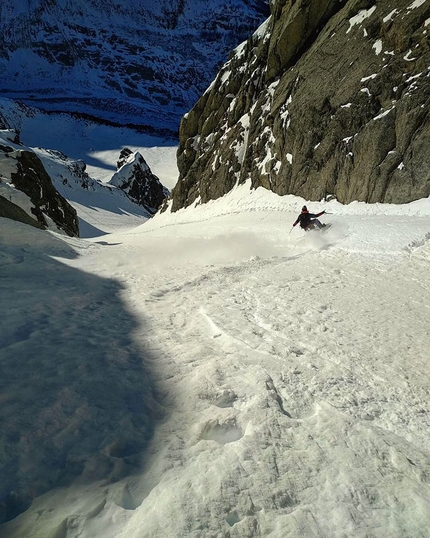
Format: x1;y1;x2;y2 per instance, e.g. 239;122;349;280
293;206;326;231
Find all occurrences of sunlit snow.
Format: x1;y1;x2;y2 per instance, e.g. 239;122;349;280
407;0;427;9
1;144;430;538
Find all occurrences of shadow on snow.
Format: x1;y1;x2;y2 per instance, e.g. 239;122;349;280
0;222;163;525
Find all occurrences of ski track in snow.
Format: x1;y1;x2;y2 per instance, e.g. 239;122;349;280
1;191;430;538
119;233;430;537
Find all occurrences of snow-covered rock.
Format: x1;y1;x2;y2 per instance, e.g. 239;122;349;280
110;148;168;213
0;130;79;236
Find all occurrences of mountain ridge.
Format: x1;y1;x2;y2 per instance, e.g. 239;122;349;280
0;0;269;131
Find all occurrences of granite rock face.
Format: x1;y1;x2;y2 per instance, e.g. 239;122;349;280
0;130;79;236
173;0;430;210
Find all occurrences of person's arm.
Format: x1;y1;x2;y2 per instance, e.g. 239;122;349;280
293;216;300;226
316;211;325;217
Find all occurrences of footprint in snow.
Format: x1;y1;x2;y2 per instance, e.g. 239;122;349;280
213;390;237;408
200;420;243;444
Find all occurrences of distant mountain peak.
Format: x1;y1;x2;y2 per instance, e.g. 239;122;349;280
110;148;168;213
0;0;270;132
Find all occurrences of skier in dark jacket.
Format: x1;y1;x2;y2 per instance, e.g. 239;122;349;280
293;206;326;230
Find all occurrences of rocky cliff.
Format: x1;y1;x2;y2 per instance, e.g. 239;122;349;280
173;0;430;210
0;130;80;236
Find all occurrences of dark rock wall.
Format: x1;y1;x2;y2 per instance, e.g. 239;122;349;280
3;147;80;236
173;0;430;210
111;149;168;214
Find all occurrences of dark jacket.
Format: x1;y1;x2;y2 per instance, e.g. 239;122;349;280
293;210;324;229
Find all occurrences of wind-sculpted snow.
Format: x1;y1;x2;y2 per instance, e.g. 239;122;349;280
1;180;430;537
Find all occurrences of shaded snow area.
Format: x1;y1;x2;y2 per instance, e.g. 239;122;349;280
1;179;430;538
0;98;179;190
0;100;179;237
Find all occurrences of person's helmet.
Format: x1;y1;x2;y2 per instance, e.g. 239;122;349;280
302;205;308;212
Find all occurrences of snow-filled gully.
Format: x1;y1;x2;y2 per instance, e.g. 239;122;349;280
111;235;430;537
2;198;430;538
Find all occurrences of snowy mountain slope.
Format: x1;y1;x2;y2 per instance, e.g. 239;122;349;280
0;97;179;190
0;127;154;237
1;175;430;537
34;145;155;237
0;0;269;131
0;97;176;236
0;129;80;236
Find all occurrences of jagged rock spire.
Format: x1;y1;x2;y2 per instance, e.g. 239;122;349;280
110;148;168;213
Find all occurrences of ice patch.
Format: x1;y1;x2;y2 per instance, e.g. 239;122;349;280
220;70;230;85
383;9;398;22
406;73;422;83
374;107;394;120
404;50;417;61
361;74;377;82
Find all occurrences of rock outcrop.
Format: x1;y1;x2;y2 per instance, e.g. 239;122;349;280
110;148;168;213
172;0;430;210
0;130;79;236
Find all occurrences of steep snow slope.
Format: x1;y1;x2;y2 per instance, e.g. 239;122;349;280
1;178;430;537
0;0;269;131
